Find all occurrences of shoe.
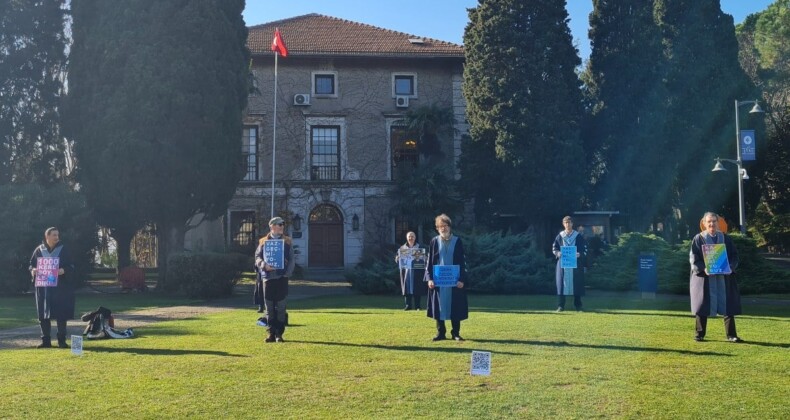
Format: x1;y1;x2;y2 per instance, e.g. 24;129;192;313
432;335;447;341
275;336;284;343
36;341;52;349
727;336;743;343
556;307;564;312
694;336;704;342
265;334;276;343
452;335;465;341
257;306;264;313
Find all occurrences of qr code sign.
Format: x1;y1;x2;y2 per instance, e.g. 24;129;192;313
470;351;491;376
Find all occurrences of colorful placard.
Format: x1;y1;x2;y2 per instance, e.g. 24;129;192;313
702;244;732;275
560;246;577;269
398;248;426;270
263;239;285;270
35;257;59;287
432;265;460;287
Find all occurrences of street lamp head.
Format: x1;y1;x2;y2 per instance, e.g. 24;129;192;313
748;102;764;114
741;168;749;180
712;159;726;172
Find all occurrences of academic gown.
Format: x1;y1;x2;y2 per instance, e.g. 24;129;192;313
425;235;469;321
397;242;427;297
29;242;76;321
553;231;586;297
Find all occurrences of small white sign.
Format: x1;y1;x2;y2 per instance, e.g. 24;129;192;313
71;335;83;356
470;351;491;376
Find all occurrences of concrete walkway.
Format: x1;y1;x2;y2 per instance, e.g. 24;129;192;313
0;279;354;350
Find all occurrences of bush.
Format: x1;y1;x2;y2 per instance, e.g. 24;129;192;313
0;183;97;295
345;231;554;295
166;252;247;298
588;232;790;294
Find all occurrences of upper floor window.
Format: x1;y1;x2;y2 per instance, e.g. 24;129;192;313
391;125;418;179
313;71;338;97
311;126;340;180
242;126;258;181
392;73;417;97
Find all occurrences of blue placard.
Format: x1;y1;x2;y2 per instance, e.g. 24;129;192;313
263;239;284;269
740;130;756;161
638;253;657;293
560;246;577;269
432;265;460;287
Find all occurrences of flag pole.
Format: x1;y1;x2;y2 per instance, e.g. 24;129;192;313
270;49;278;219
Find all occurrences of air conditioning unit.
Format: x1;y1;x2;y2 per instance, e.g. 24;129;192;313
293;93;311;106
395;95;410;108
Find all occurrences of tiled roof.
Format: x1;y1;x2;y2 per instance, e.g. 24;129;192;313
248;14;464;58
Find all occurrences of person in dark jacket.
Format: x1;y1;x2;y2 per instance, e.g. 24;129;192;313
689;212;743;342
255;217;295;343
29;227;76;348
425;214;468;341
552;216;586;312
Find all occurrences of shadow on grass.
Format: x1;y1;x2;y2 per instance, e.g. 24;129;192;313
86;346;249;357
296;311;386;315
471;338;733;356
290;340;528;356
739;340;790;349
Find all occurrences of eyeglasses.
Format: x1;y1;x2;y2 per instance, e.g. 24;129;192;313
435;224;449;229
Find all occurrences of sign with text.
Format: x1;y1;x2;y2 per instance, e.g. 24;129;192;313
432;265;460;287
35;257;59;287
263;239;285;270
398;248;426;270
638;253;658;293
560;246;577;269
702;244;732;275
740;130;756;161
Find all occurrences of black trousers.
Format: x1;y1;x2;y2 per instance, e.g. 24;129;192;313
695;315;737;338
40;318;68;341
558;295;582;309
404;295;421;309
436;319;461;337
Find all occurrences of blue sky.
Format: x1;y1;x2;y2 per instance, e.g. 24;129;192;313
243;0;775;60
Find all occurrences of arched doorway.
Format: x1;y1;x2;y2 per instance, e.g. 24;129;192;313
308;204;344;267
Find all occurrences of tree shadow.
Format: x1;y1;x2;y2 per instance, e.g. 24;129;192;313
87;346;249;357
290;340;527;356
589;310;692;319
295;311;383;315
471;338;733;357
735;340;789;349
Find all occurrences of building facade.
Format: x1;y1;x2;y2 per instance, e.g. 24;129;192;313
187;14;467;268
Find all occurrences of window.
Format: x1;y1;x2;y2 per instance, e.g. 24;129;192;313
394;216;417;245
313;72;338;96
391;125;418;179
310;126;340;180
393;73;416;96
229;211;257;254
242;126;258;181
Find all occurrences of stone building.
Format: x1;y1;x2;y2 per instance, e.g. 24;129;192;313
187;14;467;269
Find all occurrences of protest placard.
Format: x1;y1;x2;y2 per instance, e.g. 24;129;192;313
432;265;459;287
702;244;732;275
263;239;285;269
35;257;59;287
560;246;577;269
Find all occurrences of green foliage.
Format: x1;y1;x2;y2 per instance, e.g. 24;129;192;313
588;232;790;294
0;0;68;184
0;183;97;295
462;0;585;226
345;245;400;294
165;252;247;298
750;201;790;252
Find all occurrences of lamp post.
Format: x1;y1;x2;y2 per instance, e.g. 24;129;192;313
711;100;763;234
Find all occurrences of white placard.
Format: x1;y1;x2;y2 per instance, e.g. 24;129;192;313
71;335;83;356
470;351;491;376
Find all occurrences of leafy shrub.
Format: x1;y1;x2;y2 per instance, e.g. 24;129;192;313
345;231;554;295
588;232;790;294
0;183;97;295
166;252;247;298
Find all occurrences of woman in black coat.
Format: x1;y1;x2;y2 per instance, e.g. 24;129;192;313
29;227;76;348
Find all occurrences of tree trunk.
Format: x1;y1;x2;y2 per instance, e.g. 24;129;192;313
156;221;186;290
113;227;135;270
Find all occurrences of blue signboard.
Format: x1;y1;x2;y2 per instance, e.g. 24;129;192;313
740;130;756;161
560;246;577;269
432;265;460;287
638;253;657;293
263;239;285;269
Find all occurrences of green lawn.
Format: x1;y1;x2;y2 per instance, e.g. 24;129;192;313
1;294;788;418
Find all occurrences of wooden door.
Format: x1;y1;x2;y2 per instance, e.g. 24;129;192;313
308;204;344;267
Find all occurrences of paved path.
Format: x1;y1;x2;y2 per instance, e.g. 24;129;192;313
0;279;353;350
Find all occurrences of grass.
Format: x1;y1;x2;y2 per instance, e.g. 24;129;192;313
1;294;788;418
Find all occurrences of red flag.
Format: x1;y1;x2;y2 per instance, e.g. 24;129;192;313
271;28;288;57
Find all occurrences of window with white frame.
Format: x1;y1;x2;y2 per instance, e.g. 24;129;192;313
242;126;258;181
310;126;340;180
313;71;338;97
392;73;417;97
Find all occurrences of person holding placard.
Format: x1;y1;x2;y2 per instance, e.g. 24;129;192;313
28;227;75;348
255;217;295;343
425;214;468;341
689;212;742;342
552;216;586;312
395;231;427;310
